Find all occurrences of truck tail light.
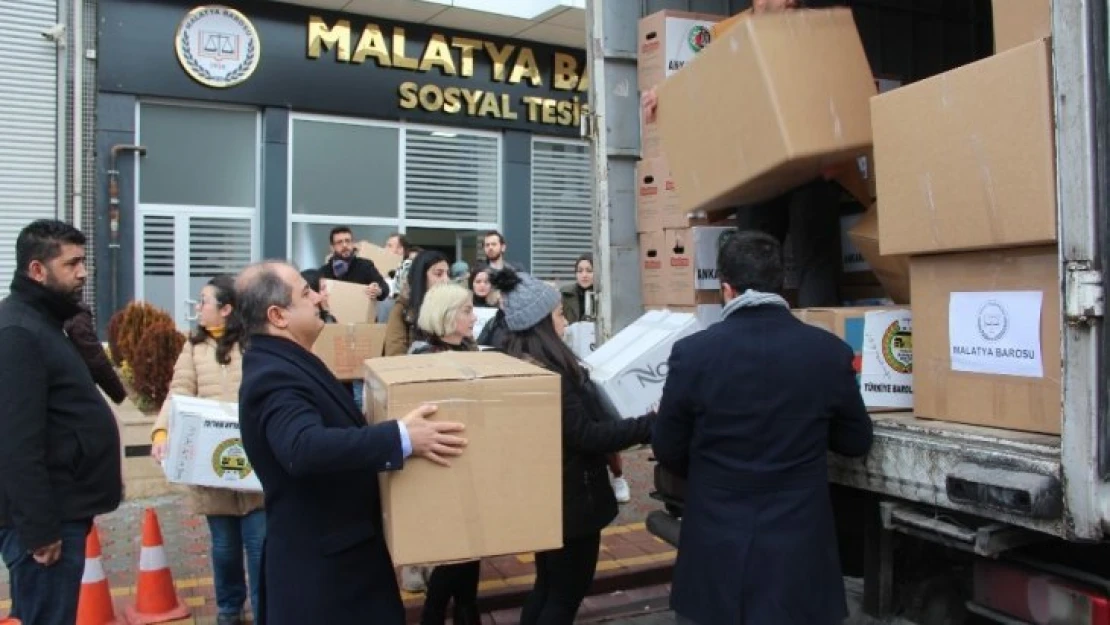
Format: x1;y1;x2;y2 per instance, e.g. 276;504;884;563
973;559;1110;625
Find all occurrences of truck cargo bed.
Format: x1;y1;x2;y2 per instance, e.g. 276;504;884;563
831;413;1064;537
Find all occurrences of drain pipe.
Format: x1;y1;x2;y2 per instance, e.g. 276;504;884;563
71;0;83;230
107;144;146;308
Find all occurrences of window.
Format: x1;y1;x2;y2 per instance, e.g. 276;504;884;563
530;138;592;283
290;222;396;272
291;119;400;218
404;130;500;225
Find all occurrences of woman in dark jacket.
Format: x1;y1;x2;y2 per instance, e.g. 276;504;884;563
384;250;451;357
408;282;482;625
469;264;498;309
490;268;655;625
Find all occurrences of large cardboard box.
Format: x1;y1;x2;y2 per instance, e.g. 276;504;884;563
993;0;1051;52
911;247;1060;434
664;226;734;306
637;10;721;92
323;279;377;324
365;352;562;565
584;310;701;418
873;39;1056;256
163;396;261;492
657;8;876;215
356;240;403;277
636;157;693;232
312;323;387;380
794;306;913;411
640;230;667;307
848;205;910;304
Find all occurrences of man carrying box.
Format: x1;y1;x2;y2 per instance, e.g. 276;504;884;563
235;261;468;625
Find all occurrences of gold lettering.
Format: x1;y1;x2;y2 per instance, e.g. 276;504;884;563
461;89;484;115
418;84;444;110
553;53;580;91
509;47;542;86
501;94;518;120
443;87;462;113
573;97;585;127
557;100;574;125
451;38;482;77
352;24;390;66
478;92;502;118
577;64;589;92
392;27;419;70
398;82;419;109
522;96;544;122
541;98;558;124
307;16;351;62
484;42;515;81
419;35;457;74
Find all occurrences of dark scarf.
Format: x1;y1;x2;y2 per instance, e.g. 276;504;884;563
9;273;83;327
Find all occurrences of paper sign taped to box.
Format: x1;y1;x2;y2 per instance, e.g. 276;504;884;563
473;308;498;339
164;395;261;492
565;321;596;360
860;309;913;409
949;291;1044;378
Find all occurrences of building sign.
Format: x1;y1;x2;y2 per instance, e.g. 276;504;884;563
307;17;588;128
98;0;589;136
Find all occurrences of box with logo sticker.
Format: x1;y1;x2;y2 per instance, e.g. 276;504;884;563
164;395;262;493
637;10;722;92
793;306;913;412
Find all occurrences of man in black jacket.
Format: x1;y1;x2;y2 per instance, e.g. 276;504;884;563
0;220;123;625
320;225;390;301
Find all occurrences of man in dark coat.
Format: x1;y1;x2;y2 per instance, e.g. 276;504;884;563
0;220;123;625
235;261;467;625
652;230;873;625
320;225;390;301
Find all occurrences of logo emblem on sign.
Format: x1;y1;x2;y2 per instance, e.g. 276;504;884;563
977;301;1008;342
211;438;253;480
880;320;913;374
176;6;260;88
687;25;712;53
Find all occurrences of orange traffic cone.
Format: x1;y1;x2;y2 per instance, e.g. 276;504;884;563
123;509;189;624
0;618;21;624
77;524;120;625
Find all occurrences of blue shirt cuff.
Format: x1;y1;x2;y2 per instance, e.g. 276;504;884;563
398;421;412;459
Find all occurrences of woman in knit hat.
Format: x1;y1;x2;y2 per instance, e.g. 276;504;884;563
489;268;655;625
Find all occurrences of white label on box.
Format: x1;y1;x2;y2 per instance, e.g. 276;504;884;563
565;321;596;359
692;227;735;290
949;291;1044;378
164;396;261;492
861;310;913;408
840;214;870;273
663;18;715;76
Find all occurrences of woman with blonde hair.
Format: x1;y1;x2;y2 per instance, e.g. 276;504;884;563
408;282;481;625
150;275;262;625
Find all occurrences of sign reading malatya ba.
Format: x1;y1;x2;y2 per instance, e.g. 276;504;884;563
97;0;589;135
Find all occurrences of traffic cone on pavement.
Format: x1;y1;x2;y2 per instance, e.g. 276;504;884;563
77;524;120;625
0;618;21;624
123;509;189;624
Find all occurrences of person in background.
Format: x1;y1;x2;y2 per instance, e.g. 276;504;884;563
385;232;410;260
490;268;655;625
450;260;470;285
320;226;390;303
469;265;498;309
652;231;872;625
482;231;522;272
559;253;632;505
65;300;127;404
0;220;122;625
408;283;482;625
150;275;262;625
235;261;467;625
384;250;451;358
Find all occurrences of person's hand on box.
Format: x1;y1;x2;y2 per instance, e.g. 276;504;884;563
365;283;382;299
641;88;659;124
402;403;467;467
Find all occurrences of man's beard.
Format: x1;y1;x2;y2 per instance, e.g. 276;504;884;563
45;273;82;302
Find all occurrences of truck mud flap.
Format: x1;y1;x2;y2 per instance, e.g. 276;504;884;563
646;510;681;548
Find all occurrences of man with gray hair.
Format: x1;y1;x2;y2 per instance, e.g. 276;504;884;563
235;261;468;625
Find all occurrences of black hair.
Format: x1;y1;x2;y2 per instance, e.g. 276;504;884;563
15;219;86;275
329;226;353;244
191;274;244;365
716;229;785;294
404;250;449;327
386;232;411;258
484;230;506;245
490;267;585;385
300;268;324;293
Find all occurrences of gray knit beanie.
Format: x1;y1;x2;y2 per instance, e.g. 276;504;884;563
489;268;562;332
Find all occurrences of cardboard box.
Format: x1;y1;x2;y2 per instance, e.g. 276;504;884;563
873;39;1056;256
312;323;387;380
323;279;377;324
637;10;721;92
364;352;562;565
356;240;403;277
636;157;693;232
911;247;1060;434
993;0;1051;52
657;8;876;215
584;310;701;418
645;304;723;329
664;226;734;306
793;306;912;411
163;396;261;492
847;205;910;304
640;231;667;307
709;9;751;40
